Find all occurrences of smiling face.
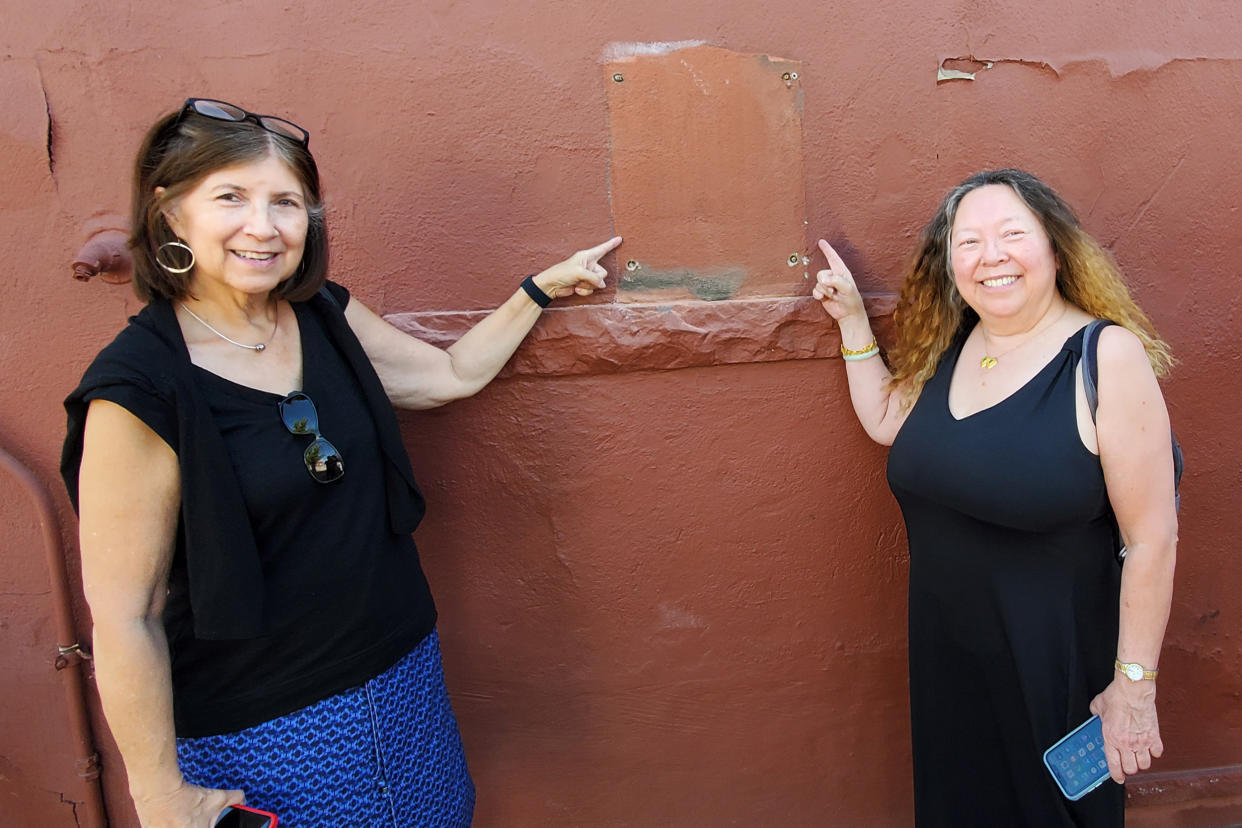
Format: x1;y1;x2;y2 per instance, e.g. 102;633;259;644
949;184;1060;323
162;153;309;299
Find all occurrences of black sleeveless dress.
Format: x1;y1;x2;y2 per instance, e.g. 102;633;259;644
887;326;1125;827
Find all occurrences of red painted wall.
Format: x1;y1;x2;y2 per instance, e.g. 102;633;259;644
2;2;1240;825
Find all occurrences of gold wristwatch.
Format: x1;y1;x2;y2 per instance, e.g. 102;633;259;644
1115;659;1159;682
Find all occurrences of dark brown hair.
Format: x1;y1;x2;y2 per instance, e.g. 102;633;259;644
888;168;1172;401
128;105;327;302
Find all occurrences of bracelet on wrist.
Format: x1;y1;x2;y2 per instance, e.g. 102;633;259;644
1115;658;1159;682
841;339;880;361
520;274;553;308
840;338;877;356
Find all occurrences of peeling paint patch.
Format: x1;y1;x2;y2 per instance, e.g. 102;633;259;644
936;55;1058;83
601;40;708;61
935;52;1236;82
1069;51;1227;78
658;603;707;630
937;57;993;82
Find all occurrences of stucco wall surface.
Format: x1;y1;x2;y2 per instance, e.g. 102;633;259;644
1;1;1240;826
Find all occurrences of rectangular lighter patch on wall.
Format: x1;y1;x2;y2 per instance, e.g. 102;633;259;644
604;44;808;303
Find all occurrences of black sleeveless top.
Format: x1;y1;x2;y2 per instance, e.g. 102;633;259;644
887;325;1124;827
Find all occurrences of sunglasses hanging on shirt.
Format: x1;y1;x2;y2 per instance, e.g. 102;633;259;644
278;392;344;483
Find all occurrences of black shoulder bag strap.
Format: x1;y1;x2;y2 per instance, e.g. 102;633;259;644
1080;319;1110;421
1082;320;1183;562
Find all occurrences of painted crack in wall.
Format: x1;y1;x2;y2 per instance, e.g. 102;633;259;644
0;56;58;204
35;58;56;185
59;790;85;828
1108;151;1188;247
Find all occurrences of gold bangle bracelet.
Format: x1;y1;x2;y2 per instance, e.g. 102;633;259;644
840;338;878;357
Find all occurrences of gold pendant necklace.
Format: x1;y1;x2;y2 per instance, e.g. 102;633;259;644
978;304;1068;370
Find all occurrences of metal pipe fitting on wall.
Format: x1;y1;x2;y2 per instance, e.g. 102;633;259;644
71;228;131;284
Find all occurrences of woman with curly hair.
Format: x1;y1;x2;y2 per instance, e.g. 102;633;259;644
813;169;1177;826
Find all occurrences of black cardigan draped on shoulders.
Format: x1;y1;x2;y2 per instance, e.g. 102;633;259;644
61;283;425;640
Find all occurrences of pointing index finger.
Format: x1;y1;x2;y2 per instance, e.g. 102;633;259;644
817;238;848;273
584;235;623;261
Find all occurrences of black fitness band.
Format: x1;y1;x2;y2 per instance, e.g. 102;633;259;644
520;274;553;308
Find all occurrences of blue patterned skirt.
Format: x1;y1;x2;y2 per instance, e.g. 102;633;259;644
176;629;474;827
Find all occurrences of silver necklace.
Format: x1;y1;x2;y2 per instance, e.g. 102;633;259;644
179;301;278;353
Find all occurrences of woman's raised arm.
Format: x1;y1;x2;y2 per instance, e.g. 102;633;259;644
812;239;913;446
345;236;621;410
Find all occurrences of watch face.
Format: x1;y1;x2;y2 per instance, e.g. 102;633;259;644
1125;663;1144;681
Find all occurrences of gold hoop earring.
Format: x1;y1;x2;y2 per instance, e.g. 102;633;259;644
156;240;196;274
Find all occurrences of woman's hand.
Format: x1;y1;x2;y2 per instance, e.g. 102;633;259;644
1089;678;1163;784
531;236;622;299
811;238;867;323
808;236;910;445
133;780;245;827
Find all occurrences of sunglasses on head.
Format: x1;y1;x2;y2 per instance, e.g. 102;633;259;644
179;98;310;147
278;392;344;483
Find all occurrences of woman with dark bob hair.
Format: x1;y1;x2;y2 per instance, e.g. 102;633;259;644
812;169;1177;826
62;98;621;827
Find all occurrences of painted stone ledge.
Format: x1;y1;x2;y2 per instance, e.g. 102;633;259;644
385;292;897;378
1126;763;1242;808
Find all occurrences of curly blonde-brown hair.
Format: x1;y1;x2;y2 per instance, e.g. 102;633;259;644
887;169;1173;401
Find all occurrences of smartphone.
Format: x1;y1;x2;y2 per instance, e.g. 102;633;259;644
1043;714;1111;801
214;805;278;828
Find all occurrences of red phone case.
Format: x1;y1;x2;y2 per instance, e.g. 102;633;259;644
216;804;279;828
